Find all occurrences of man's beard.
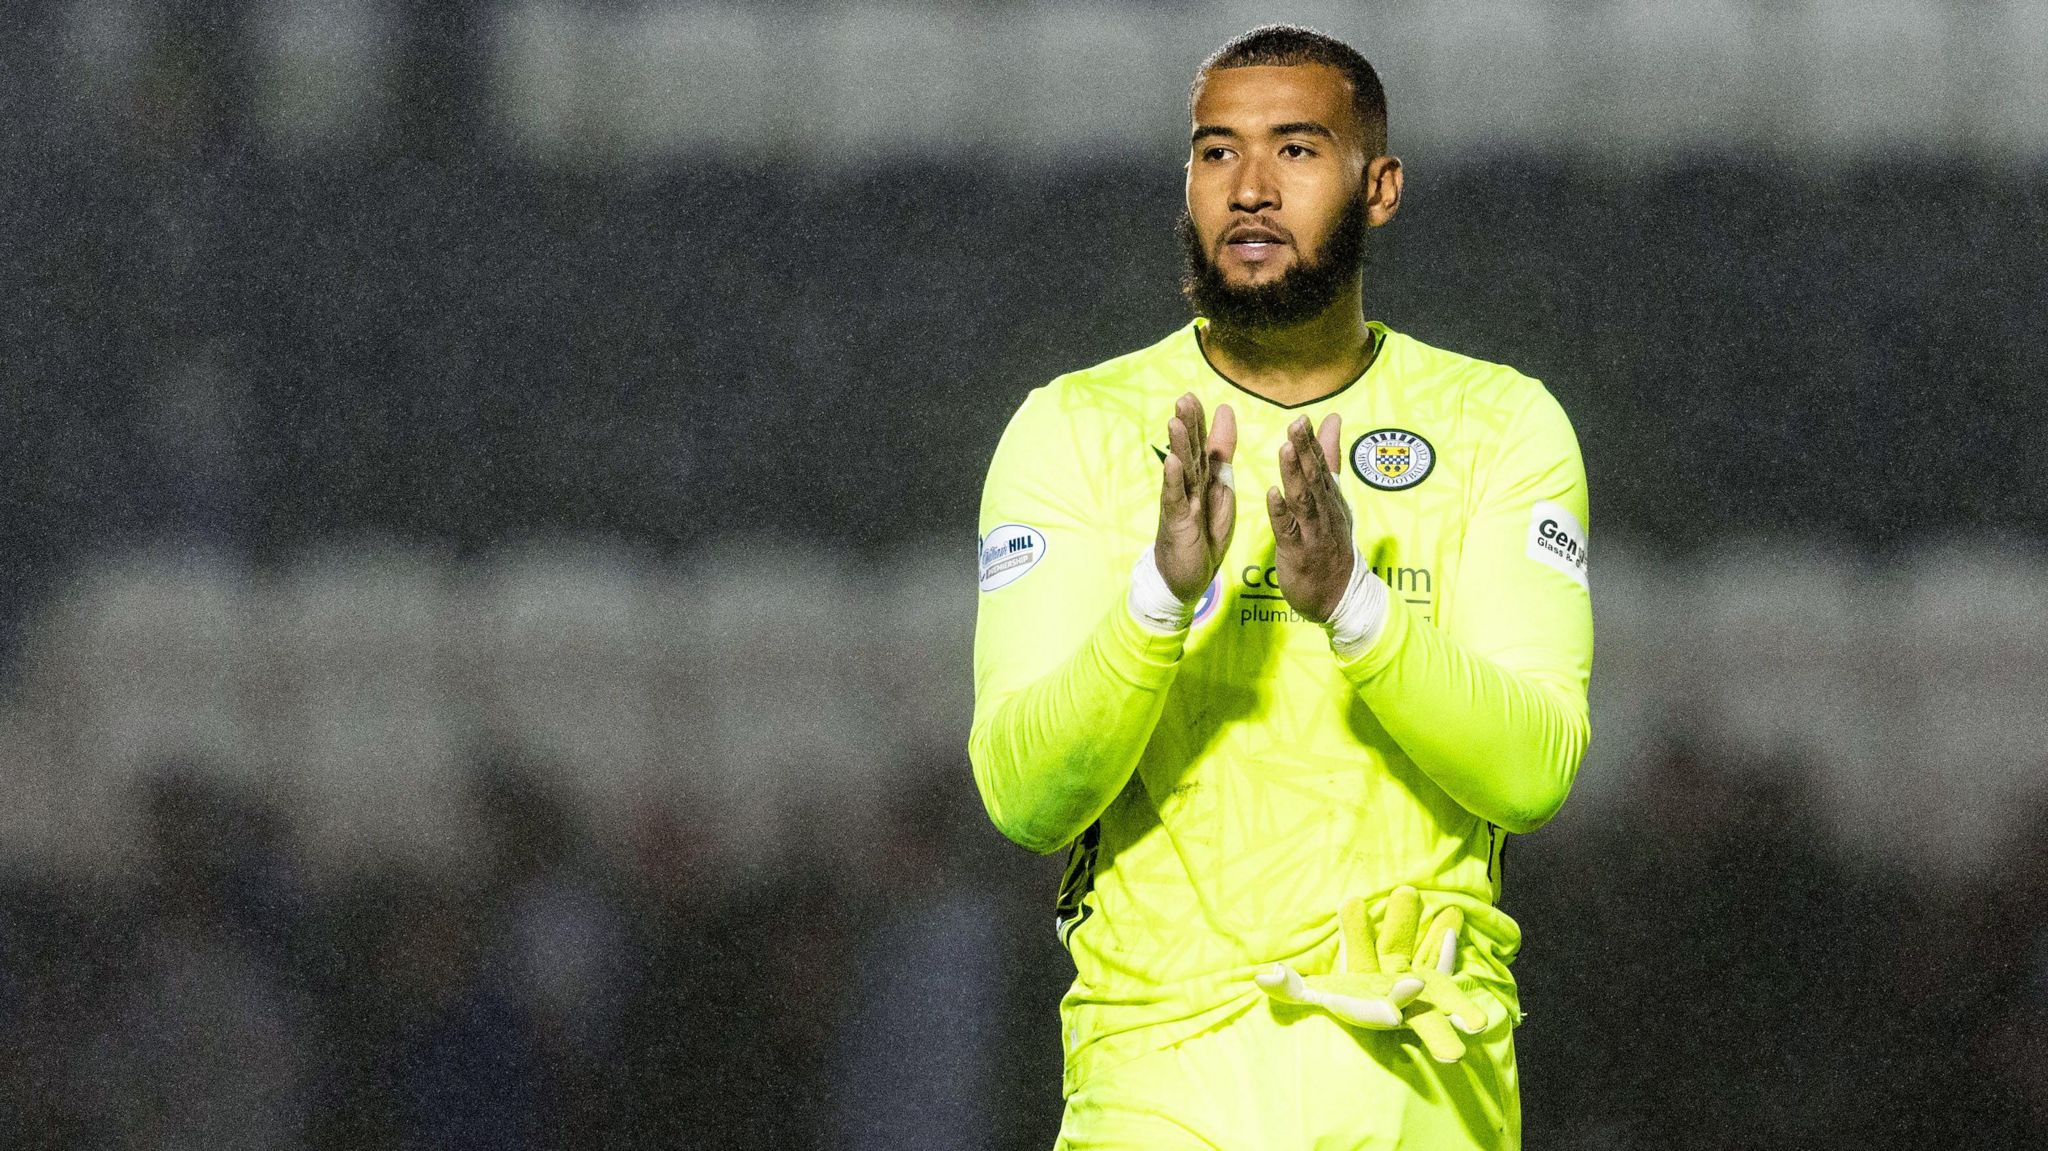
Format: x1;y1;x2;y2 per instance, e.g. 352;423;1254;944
1179;197;1367;330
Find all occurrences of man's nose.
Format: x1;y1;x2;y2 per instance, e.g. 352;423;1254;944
1230;158;1277;214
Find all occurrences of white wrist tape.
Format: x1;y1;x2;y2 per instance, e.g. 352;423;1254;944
1324;546;1389;660
1128;545;1196;634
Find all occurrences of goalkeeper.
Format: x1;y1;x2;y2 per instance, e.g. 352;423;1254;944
969;24;1592;1151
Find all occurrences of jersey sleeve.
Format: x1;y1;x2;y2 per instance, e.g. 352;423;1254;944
968;385;1188;854
1339;384;1594;833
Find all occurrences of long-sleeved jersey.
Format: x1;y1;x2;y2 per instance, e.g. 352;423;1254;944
969;319;1592;1094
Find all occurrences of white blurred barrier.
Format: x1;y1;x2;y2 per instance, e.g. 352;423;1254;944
50;1;2048;165
1;537;2044;876
490;0;2048;166
1584;540;2048;868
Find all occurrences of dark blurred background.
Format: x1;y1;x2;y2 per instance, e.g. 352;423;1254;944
3;0;2047;1147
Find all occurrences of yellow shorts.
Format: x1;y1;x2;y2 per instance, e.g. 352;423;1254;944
1054;992;1518;1151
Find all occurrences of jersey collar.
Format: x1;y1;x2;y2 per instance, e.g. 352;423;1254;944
1183;318;1391;412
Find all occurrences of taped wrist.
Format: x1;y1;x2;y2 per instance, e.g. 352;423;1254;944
1128;545;1196;635
1324;546;1389;660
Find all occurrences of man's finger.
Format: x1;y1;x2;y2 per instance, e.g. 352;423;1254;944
1167;415;1196;502
1294;416;1338;496
1290;415;1328;477
1282;418;1328;520
1177;394;1207;492
1278;438;1318;524
1266;486;1300;540
1209;403;1238;465
1208;403;1237;495
1295;415;1352;536
1160;452;1189;518
1317;413;1342;474
1209;486;1235;550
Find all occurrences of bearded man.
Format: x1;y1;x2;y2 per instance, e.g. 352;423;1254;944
970;24;1593;1149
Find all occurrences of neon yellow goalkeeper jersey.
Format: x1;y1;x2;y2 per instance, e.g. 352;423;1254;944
969;319;1593;1093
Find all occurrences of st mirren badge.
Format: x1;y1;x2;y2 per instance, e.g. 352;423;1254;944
1351;429;1436;491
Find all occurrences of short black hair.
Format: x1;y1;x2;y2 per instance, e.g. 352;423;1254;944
1194;25;1389;157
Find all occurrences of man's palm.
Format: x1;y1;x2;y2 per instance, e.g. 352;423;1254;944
1267;413;1352;623
1155;394;1237;602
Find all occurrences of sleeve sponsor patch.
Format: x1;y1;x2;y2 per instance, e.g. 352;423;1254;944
978;523;1048;592
1525;501;1589;588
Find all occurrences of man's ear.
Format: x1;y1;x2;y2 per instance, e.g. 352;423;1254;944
1365;156;1404;227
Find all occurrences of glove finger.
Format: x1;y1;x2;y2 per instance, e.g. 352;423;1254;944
1254;963;1314;1005
1375;886;1421;974
1406;1008;1470;1064
1388;975;1424;1008
1256;966;1403;1028
1339;897;1378;974
1318;990;1404;1030
1415;907;1462;974
1418;970;1490;1035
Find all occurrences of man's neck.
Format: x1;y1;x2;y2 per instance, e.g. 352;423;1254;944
1198;292;1377;408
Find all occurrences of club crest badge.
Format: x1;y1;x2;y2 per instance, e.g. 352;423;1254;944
1351;429;1436;491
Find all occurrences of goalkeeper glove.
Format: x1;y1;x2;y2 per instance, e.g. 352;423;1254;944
1254;884;1490;1063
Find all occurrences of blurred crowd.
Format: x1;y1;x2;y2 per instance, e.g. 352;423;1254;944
0;740;2042;1149
1514;746;2048;1148
0;752;1062;1150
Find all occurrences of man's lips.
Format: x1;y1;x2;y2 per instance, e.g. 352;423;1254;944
1225;225;1286;245
1223;228;1289;263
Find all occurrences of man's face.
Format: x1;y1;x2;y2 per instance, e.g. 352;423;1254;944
1181;63;1373;328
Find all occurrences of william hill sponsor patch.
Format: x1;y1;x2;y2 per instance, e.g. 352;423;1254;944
978;524;1048;592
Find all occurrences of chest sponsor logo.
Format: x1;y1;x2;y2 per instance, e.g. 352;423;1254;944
978;524;1048;592
1350;429;1436;491
1235;561;1433;624
1525;501;1589;589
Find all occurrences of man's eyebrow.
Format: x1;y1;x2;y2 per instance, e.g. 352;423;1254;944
1190;121;1338;146
1269;121;1336;141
